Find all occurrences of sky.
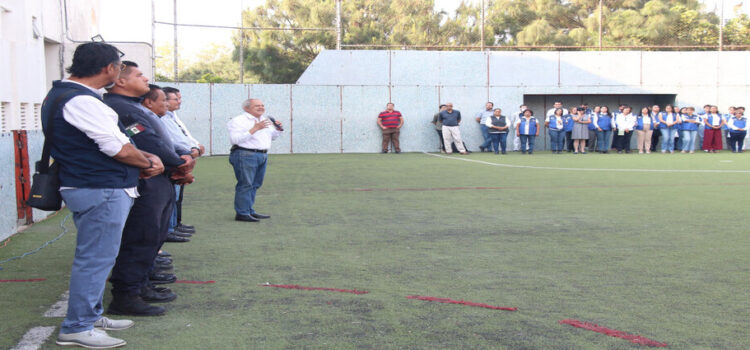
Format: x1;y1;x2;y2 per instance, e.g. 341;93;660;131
100;0;747;62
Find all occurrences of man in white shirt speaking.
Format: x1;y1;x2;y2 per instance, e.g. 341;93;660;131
227;99;283;222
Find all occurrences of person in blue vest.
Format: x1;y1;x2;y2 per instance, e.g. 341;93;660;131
485;108;510;154
593;106;613;153
564;107;576;152
587;105;599;152
104;61;195;318
658;104;681;153
727;109;747;152
546;108;566;154
634;106;654;154
696;104;710;148
649;104;662;152
723;106;735;150
47;42;164;349
703;105;725;152
515;109;539;154
680;107;700;153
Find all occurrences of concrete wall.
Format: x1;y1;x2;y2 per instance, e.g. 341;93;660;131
168;50;749;157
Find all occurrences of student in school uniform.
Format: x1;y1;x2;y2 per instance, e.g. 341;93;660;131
587;106;600;152
658;104;681;153
649;105;662;152
571;107;591;154
564;107;576;152
515;109;539;154
485;108;510;154
680;107;700;153
703;105;725;153
723;106;735;150
613;106;636;153
593;106;613;154
546;108;566;154
696;104;710;148
635;106;654;154
727;109;747;153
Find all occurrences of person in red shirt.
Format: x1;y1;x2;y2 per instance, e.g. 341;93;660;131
377;102;404;153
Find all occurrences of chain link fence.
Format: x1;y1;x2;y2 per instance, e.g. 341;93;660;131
152;0;750;83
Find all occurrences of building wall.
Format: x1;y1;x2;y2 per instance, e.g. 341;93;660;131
167;50;749;158
0;0;101;240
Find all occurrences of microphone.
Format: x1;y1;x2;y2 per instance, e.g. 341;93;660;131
268;116;283;131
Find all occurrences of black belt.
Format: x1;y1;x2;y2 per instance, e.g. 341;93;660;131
231;145;267;153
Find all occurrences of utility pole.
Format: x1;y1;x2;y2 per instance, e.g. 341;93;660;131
173;0;178;81
239;1;244;83
598;0;603;50
336;0;342;50
480;0;485;51
719;0;724;51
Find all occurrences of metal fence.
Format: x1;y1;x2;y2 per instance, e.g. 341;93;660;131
149;0;750;83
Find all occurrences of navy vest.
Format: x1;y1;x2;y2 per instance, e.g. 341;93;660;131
42;81;139;188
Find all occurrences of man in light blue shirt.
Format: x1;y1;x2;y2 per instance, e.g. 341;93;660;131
475;102;494;152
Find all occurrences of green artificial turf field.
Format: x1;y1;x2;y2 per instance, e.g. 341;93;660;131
1;152;749;349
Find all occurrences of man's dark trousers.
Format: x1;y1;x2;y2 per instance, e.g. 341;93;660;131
110;174;175;296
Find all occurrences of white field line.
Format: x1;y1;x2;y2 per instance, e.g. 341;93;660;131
10;326;55;350
423;152;750;174
43;291;68;318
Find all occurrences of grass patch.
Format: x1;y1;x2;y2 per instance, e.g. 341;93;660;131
1;152;749;349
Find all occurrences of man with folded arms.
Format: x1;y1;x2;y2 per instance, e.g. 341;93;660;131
47;42;164;349
104;62;195;317
228;98;283;222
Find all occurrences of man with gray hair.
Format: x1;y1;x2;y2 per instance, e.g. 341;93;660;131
227;98;283;222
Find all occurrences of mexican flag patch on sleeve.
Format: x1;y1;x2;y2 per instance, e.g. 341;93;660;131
124;123;146;137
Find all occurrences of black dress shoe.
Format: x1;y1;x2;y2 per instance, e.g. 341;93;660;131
145;281;172;294
158;250;171;257
149;272;177;285
155;256;173;265
154;263;173;272
107;294;165;316
140;287;177;303
166;233;190;242
171;230;192;238
176;223;195;232
175;225;195;234
235;214;259;222
250;213;270;219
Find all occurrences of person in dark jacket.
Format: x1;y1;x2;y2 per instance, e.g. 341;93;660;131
103;61;195;317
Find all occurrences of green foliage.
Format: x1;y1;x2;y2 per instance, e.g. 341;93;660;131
158;0;743;84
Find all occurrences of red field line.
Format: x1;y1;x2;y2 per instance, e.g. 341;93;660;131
174;280;216;284
559;319;667;347
330;182;747;193
406;295;517;311
0;278;46;283
262;284;369;295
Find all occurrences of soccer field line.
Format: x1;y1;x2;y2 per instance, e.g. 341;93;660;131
423;152;750;173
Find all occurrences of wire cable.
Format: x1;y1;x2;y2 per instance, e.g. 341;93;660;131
0;214;71;271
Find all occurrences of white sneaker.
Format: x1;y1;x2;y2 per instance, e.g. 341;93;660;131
56;329;126;349
94;317;134;331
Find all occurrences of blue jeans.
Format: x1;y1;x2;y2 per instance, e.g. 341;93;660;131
681;130;698;152
549;129;565;151
479;124;492;150
489;133;507;153
168;185;180;233
229;150;268;216
660;128;677;151
596;130;612;152
519;135;535;153
60;188;134;334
